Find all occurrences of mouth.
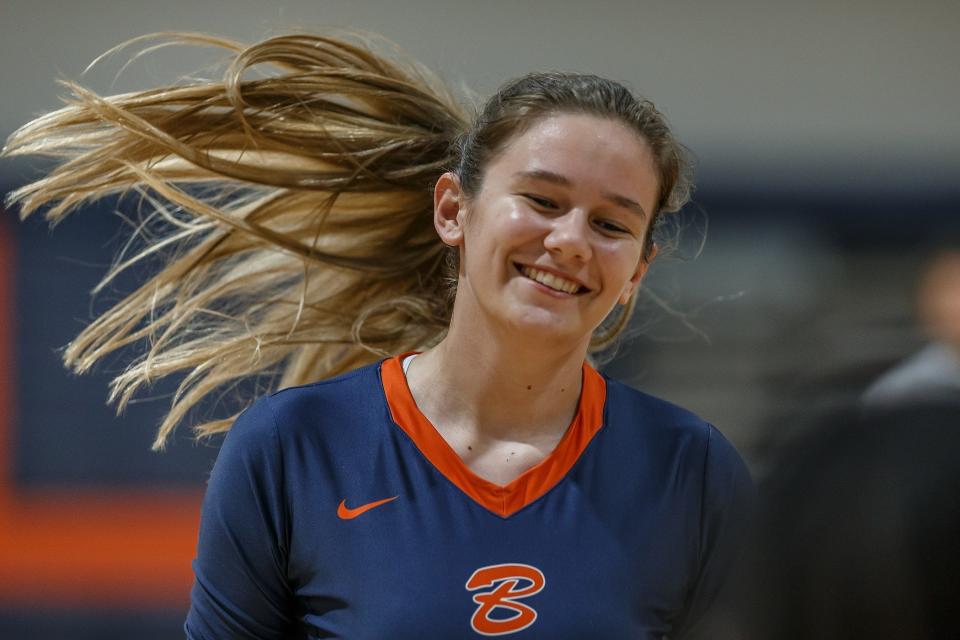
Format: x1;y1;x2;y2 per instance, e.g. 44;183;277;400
514;263;590;295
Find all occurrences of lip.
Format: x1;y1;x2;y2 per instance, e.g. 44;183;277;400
513;262;592;294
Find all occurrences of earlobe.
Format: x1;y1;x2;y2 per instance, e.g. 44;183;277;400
646;243;659;263
619;243;658;305
434;172;465;247
618;275;642;306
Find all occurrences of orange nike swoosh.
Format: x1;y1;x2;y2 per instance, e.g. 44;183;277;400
337;496;398;520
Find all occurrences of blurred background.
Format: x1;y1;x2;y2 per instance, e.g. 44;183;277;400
1;0;958;637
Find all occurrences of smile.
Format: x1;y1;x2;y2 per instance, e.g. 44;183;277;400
516;264;587;295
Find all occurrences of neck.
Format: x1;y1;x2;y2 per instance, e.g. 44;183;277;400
408;312;589;442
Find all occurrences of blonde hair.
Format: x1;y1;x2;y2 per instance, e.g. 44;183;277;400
3;32;692;448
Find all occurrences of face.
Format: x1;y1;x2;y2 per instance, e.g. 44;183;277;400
434;113;660;349
920;253;960;346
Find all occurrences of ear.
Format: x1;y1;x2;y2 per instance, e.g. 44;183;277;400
618;243;658;305
434;172;466;247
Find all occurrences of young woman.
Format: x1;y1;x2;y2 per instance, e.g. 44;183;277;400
4;32;753;639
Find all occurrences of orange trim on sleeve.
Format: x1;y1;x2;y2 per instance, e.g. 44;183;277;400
380;354;605;518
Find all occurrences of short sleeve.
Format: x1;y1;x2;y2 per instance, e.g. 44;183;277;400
671;424;756;639
184;397;295;639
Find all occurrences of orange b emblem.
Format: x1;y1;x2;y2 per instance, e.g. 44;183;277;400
465;563;546;636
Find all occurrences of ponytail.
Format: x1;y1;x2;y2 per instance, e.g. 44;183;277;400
3;32;470;448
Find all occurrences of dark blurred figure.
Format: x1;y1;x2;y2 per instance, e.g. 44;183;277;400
734;402;959;639
862;249;960;409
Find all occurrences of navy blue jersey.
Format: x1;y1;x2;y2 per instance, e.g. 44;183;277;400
185;355;753;639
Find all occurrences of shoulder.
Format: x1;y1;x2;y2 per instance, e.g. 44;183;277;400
267;360;382;415
225;360;386;448
600;373;752;486
602;374;714;442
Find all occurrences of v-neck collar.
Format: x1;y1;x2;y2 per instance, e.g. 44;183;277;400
379;353;606;518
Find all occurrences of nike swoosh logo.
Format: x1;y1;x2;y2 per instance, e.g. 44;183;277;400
337;496;398;520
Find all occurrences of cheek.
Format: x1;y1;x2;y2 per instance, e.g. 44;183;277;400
469;203;543;254
597;242;644;281
499;199;544;233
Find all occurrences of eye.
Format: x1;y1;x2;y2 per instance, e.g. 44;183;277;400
522;194;557;209
594;218;630;235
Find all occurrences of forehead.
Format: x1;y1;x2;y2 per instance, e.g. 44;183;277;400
483;114;659;208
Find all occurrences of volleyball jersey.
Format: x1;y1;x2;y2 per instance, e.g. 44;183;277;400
185;355;753;639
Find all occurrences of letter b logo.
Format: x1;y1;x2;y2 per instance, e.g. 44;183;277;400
465;563;545;636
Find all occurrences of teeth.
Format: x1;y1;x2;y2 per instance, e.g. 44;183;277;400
520;266;582;294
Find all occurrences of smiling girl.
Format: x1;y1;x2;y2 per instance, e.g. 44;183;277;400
3;32;753;639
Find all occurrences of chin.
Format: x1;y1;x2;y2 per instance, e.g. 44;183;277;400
503;307;588;345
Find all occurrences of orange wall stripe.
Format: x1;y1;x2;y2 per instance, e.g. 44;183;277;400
0;219;203;609
0;219;12;509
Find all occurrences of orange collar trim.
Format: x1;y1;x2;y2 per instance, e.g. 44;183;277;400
380;354;606;518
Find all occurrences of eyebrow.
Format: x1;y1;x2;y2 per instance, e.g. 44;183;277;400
514;169;648;220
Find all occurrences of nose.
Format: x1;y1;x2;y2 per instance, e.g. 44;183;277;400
543;208;592;262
